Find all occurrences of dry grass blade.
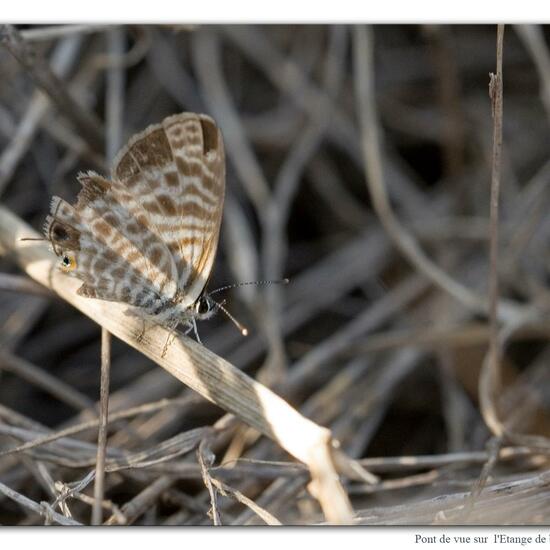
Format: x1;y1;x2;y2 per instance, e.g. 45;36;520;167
54;479;125;524
198;439;222;525
105;427;211;472
104;476;173;526
91;327;111;525
480;24;506;439
0;273;53;297
0;480;81;525
20;25;109;42
210;476;282;525
354;470;550;525
0;204;354;524
0;396;197;459
359;446;547;473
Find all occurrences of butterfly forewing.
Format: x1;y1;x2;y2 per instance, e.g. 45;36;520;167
111;113;225;309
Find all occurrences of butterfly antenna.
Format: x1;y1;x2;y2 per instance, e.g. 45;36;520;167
212;299;249;336
20;237;46;241
209;278;289;297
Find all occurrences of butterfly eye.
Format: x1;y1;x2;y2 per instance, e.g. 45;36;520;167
60;253;77;272
197;296;210;315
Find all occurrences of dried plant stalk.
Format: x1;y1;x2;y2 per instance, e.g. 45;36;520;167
0;203;353;524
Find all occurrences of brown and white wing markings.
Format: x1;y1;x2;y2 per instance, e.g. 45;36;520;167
76;173;178;304
111;112;225;309
44;175;178;313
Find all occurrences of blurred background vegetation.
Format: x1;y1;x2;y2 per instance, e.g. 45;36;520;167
0;24;549;524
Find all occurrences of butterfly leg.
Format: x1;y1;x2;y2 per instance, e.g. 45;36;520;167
136;319;148;344
191;318;202;345
161;322;180;358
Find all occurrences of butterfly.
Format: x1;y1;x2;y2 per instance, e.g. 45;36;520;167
44;112;232;343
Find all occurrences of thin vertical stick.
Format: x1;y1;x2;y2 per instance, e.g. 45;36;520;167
481;25;505;437
352;25;520;325
92;327;112;525
92;27;125;525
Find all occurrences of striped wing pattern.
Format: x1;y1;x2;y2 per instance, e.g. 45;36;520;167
45;184;176;314
112;113;225;309
44;112;225;321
